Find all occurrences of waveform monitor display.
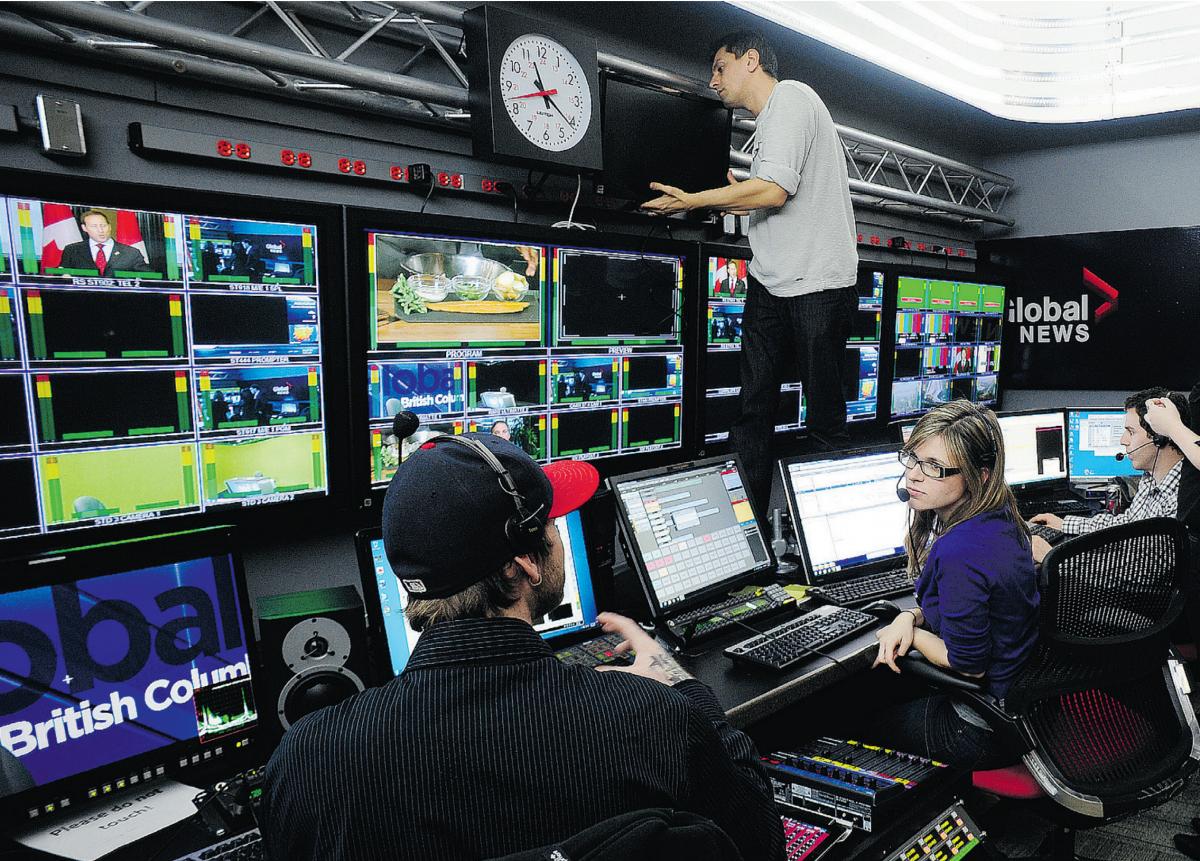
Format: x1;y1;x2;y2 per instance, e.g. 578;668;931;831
0;193;329;539
365;227;686;480
891;275;1004;420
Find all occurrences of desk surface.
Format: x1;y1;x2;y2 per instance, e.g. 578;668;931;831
675;595;920;727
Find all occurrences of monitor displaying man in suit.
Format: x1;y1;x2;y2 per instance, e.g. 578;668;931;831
58;209;151;275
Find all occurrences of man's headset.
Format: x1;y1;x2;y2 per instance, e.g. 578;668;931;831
392;411;547;554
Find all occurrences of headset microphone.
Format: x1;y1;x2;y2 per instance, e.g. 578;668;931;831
1115;441;1155;461
895;474;910;503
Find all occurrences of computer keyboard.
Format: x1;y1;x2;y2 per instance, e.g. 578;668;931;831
782;815;832;861
725;604;878;672
1027;523;1068;546
172;828;262;861
1017;497;1092;520
665;583;796;642
553;633;633;668
813;569;912;606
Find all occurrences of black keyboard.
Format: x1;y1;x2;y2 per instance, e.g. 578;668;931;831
813;568;912;606
1028;523;1068;545
172;829;262;861
1018;497;1092;520
553;633;633;668
725;604;878;672
665;584;796;642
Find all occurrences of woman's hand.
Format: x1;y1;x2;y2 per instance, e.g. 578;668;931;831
872;612;916;673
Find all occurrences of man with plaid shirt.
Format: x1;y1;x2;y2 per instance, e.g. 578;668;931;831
1030;387;1191;563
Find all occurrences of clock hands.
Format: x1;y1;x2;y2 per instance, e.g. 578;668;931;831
531;62;577;129
508;88;558;100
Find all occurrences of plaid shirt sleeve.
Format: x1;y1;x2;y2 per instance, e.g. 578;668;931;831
1061;462;1183;534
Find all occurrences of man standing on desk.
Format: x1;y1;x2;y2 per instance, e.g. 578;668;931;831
643;31;859;512
259;429;784;861
57;209;151;275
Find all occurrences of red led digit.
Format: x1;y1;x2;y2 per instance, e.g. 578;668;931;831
298;152;312;168
481;179;494;192
451;173;462;189
216;139;233;157
437;171;450;187
338;157;351;173
235;142;251;159
390;166;407;181
280;149;295;166
353;160;367;175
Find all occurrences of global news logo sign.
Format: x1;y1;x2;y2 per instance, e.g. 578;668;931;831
1007;267;1119;344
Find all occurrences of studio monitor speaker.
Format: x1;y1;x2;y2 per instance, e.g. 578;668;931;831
256;585;370;740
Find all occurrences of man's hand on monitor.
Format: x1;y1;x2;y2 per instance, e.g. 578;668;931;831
640;182;695;215
596;612;694;686
1145;397;1186;437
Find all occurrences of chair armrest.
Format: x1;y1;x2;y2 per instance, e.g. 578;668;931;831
896;651;986;693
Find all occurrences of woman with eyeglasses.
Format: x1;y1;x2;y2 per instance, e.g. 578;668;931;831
872;400;1039;767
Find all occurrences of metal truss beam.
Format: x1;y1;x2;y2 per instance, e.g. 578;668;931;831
731;120;1014;226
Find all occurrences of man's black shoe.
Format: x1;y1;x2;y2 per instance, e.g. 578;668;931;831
1175;832;1200;860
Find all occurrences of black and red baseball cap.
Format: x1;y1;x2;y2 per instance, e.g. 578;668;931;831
382;432;599;598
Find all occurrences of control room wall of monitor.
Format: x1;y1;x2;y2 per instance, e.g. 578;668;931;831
699;245;884;449
0;171;349;552
346;209;701;501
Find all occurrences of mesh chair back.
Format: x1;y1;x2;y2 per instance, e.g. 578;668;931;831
1040;517;1189;648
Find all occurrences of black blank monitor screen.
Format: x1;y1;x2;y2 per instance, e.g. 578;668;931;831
602;78;731;203
557;250;678;341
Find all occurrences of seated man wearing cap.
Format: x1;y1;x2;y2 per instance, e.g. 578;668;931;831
260;432;784;861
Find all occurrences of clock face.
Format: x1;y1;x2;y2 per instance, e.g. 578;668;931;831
498;35;592;153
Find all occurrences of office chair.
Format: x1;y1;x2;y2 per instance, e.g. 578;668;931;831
898;517;1200;861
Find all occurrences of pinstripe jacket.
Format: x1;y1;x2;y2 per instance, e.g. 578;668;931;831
260;617;785;860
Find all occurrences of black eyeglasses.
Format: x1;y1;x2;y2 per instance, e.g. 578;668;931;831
898;449;963;480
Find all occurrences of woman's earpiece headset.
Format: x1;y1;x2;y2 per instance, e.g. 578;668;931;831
895;405;999;502
391;410;546;553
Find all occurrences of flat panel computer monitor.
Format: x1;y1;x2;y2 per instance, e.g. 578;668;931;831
0;528;260;822
357;509;598;678
2;194;329;542
997;409;1068;492
609;455;772;619
365;226;686;485
1067;407;1139;482
778;446;909;586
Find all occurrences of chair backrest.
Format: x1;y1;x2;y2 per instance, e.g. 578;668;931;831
1039;516;1189;649
1007;518;1200;818
485;808;743;861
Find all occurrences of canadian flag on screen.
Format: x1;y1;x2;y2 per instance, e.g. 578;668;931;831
39;203;81;271
115;208;149;265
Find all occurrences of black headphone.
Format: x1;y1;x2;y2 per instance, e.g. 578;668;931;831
424;434;548;555
963;401;999;469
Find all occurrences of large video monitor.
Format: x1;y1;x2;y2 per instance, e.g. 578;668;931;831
700;252;882;446
1067;407;1138;483
0;194;330;542
609;455;772;618
889;273;1004;421
0;528;260;822
364;223;687;486
997;409;1068;491
357;510;598;677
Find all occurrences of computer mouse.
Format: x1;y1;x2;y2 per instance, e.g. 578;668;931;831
861;600;902;622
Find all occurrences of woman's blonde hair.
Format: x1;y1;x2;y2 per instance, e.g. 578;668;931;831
902;400;1029;578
